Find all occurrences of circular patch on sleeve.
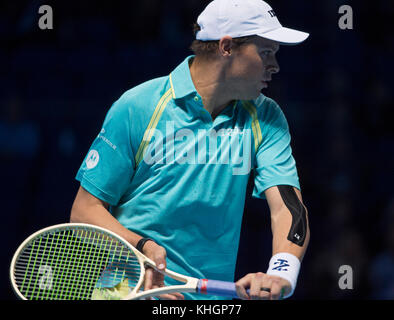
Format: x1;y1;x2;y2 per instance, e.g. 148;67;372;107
86;150;100;169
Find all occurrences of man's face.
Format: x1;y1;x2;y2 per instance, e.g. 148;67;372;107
226;37;280;100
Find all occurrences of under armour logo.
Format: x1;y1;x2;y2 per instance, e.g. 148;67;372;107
272;259;289;271
268;10;276;18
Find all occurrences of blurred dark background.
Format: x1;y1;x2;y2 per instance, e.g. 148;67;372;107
1;0;393;300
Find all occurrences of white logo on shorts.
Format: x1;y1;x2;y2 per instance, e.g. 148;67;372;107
86;150;99;169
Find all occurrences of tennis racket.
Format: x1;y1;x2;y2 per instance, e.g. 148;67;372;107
10;223;250;300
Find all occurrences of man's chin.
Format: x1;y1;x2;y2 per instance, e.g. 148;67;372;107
250;91;263;99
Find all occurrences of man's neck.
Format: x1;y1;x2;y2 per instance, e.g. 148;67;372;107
189;57;234;120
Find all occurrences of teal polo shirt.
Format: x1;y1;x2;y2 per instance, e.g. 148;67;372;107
76;55;300;300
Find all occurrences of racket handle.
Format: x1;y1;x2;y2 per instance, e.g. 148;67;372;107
197;279;241;298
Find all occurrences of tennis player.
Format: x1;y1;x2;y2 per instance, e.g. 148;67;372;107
70;0;310;300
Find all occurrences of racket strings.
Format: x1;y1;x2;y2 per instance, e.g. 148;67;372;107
13;228;142;300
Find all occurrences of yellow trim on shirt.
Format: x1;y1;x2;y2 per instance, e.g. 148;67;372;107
241;101;263;152
135;88;173;166
169;73;176;99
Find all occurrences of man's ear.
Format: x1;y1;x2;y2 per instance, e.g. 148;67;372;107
219;36;234;56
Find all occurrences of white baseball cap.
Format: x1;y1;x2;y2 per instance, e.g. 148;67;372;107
196;0;309;45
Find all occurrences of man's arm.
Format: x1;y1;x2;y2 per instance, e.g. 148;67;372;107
235;185;310;300
70;186;184;300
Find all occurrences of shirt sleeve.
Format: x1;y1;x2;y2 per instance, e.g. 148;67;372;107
252;97;300;199
76;97;135;206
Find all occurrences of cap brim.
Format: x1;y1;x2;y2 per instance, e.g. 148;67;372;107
258;27;309;45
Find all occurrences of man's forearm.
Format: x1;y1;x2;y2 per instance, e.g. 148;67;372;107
271;207;310;262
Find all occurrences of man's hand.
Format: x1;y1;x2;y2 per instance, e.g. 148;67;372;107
235;272;291;300
142;241;184;300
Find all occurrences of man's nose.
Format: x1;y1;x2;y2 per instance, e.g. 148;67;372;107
268;56;280;74
270;58;280;74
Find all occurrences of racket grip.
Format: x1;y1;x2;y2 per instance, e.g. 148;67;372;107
197;279;241;298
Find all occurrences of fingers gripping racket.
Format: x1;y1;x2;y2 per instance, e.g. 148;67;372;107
10;223;244;300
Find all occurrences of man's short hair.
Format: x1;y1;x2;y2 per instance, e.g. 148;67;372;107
190;23;257;59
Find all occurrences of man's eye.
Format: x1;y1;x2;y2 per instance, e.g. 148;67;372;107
261;51;271;56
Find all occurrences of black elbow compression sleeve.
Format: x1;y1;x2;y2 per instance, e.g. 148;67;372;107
277;185;307;246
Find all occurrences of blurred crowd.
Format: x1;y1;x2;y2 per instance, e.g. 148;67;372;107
1;0;393;299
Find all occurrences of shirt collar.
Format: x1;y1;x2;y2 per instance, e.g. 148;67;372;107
169;56;198;100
